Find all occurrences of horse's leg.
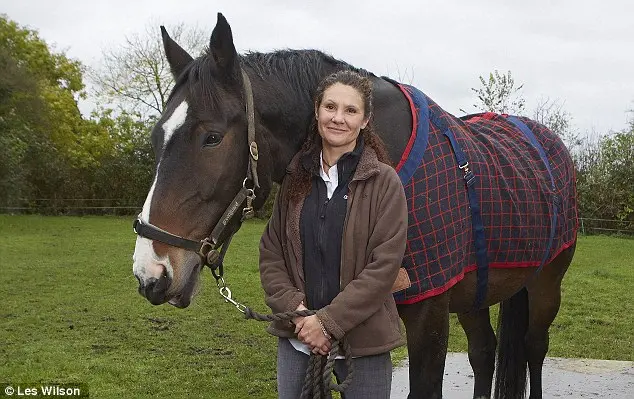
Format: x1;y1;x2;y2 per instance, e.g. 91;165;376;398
457;308;496;399
450;267;536;399
397;292;450;399
524;243;576;399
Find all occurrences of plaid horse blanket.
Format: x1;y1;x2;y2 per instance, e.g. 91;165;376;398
391;83;578;305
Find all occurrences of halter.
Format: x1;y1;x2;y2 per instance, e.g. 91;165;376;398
133;68;260;282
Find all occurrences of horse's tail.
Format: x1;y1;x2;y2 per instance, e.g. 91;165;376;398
494;287;528;399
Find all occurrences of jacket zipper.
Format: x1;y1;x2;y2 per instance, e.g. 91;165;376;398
317;197;329;307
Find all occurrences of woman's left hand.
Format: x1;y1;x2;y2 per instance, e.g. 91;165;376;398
296;315;331;355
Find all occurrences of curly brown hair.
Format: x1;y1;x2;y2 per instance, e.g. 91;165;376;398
288;70;391;202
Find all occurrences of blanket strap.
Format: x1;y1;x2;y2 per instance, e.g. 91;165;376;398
432;113;490;311
505;116;559;274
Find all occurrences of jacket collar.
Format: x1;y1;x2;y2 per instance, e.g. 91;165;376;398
287;137;381;182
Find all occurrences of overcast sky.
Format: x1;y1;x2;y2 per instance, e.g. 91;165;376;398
3;0;633;135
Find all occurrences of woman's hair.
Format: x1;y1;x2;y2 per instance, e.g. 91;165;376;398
288;70;391;202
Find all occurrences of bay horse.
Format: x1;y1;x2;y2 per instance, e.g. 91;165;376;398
132;13;577;399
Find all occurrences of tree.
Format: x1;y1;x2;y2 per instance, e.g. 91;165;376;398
533;97;581;153
90;22;207;117
467;70;526;115
85;108;154;206
573;107;634;233
0;45;43;204
597;128;634;220
576;126;634;227
0;16;83;93
0;15;86;205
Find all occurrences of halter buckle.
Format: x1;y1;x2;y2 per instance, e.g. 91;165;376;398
198;238;215;259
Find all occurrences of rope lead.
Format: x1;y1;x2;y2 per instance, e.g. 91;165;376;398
244;307;354;398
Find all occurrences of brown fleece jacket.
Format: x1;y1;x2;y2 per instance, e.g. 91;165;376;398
258;146;408;357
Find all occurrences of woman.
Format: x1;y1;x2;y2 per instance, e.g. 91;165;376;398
259;70;408;398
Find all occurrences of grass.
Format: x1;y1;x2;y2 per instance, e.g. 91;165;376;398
0;215;632;398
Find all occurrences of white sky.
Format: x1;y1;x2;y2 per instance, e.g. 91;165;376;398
3;0;633;135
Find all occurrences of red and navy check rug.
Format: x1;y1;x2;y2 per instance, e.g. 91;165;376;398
392;84;578;305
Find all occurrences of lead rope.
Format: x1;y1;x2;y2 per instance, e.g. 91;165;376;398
217;278;354;398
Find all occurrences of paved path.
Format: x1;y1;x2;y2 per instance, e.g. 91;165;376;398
391;353;634;398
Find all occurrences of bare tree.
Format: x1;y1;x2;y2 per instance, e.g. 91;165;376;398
90;22;207;117
533;97;581;152
387;63;416;85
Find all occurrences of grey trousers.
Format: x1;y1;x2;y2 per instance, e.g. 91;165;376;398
276;337;392;399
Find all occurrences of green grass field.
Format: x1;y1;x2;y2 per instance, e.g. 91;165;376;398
1;215;632;398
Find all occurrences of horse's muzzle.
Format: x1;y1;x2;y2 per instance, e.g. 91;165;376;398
137;269;170;305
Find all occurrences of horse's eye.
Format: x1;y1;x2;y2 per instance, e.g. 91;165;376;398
204;133;223;147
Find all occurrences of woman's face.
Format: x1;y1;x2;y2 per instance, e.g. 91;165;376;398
316;83;369;153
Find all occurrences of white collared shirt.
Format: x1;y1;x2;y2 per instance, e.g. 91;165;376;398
319;151;338;199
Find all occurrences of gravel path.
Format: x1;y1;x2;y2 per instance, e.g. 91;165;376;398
390;353;634;398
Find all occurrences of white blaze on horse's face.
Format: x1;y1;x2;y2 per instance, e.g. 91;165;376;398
162;101;188;148
133;100;189;287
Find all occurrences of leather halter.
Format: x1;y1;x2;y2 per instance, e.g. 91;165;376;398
133;68;260;275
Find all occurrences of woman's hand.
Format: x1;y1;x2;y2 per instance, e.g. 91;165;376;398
296;315;331;355
292;302;308;325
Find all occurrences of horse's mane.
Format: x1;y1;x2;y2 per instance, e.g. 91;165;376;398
170;49;368;111
241;49;369;108
242;50;354;85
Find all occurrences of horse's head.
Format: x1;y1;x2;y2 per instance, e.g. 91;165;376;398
133;13;259;308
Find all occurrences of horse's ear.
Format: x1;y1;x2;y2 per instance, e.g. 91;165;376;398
161;26;193;79
208;13;238;72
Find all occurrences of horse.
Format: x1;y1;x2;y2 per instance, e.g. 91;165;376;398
131;13;578;399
